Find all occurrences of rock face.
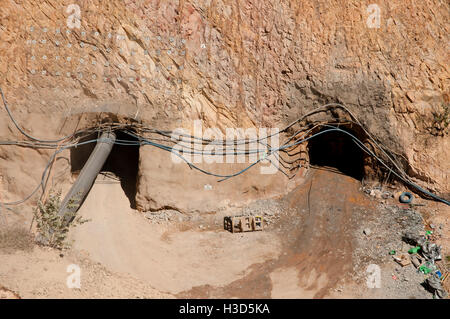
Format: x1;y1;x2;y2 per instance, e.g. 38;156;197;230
0;0;448;212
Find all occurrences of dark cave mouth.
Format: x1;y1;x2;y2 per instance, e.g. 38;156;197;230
307;125;367;180
70;130;140;209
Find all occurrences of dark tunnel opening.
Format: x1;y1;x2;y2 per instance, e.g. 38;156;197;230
308;126;365;180
70;130;139;209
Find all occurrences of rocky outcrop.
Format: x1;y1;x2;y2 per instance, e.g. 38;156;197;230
0;0;448;211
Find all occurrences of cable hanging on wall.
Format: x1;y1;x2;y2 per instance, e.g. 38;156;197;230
0;87;448;207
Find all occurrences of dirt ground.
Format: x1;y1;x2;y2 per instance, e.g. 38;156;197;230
0;168;448;299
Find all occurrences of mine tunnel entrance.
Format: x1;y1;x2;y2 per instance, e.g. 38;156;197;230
70;130;139;208
308;125;366;180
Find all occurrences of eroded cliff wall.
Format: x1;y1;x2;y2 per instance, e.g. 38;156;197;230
0;0;448;212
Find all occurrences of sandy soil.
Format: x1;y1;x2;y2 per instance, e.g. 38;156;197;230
0;169;448;299
177;168;366;298
68;177;282;294
0;247;171;299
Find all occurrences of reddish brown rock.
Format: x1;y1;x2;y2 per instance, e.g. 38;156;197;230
0;0;448;212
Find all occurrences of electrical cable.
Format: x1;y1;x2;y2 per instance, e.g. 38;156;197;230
1;87;448;206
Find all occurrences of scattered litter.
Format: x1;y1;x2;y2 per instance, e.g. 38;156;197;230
421;242;442;262
365;188;392;199
393;254;411;267
425;275;448;299
419;261;437;275
419;265;432;274
408;246;421;254
381;191;392;199
403;231;427;247
353;202;441;298
410;255;421;268
403;231;442;262
370;189;382;198
441;272;449;284
399;192;413;204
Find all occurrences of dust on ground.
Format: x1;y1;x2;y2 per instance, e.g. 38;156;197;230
1;168;448;299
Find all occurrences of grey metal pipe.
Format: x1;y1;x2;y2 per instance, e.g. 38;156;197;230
58;131;116;225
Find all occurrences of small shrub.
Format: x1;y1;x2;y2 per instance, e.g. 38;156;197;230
33;190;89;249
